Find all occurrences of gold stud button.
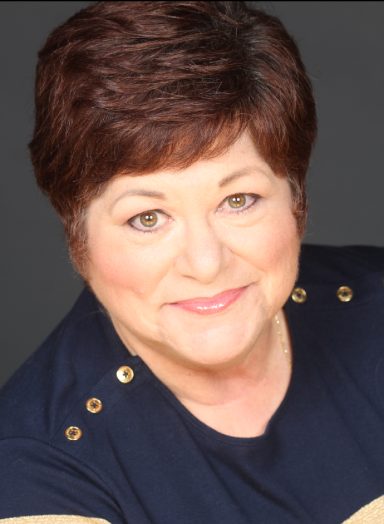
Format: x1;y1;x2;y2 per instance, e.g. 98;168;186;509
337;285;353;303
86;397;103;414
291;287;307;304
65;426;82;441
116;365;135;384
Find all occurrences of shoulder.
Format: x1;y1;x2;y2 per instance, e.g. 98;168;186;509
299;244;384;284
291;244;384;309
0;287;134;519
0;287;129;442
0;436;117;520
289;242;384;310
287;244;384;396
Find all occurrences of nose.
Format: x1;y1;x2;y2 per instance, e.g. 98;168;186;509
174;217;230;284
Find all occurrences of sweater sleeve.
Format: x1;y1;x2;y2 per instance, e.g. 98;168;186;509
0;438;125;523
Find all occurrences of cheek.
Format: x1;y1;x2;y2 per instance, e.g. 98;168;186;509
267;216;299;266
236;212;299;272
87;233;169;298
261;216;300;305
231;210;300;312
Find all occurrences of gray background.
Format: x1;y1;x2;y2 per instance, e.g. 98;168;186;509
1;1;383;386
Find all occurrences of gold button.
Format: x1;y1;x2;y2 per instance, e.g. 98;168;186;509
337;285;353;302
291;287;307;304
116;365;135;384
65;426;82;441
86;397;103;414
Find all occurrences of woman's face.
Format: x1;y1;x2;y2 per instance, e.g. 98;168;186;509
86;131;300;370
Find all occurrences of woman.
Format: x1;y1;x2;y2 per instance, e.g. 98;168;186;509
1;2;384;523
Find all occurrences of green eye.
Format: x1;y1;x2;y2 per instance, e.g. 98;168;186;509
219;193;260;214
139;212;158;227
227;194;247;208
128;209;168;233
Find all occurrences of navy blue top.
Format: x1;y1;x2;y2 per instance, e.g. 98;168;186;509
1;244;384;523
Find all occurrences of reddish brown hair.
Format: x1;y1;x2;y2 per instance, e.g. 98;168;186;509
29;1;317;273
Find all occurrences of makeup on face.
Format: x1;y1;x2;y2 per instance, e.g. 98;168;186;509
169;285;249;315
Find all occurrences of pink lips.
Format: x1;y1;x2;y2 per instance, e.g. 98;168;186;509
171;286;248;315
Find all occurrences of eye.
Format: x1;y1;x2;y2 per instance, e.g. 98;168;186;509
227;194;247;209
219;193;260;213
128;209;168;232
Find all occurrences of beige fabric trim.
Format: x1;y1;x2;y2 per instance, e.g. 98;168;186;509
342;495;384;523
0;517;110;524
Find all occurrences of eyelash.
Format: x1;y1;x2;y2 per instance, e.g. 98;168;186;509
218;193;259;215
127;193;260;233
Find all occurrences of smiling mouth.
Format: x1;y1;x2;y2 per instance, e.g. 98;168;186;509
170;286;249;315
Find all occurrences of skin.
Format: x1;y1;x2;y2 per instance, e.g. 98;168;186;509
86;131;301;437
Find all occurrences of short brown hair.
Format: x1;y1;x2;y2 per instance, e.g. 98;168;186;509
29;1;317;273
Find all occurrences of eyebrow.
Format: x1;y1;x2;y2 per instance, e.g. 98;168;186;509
115;189;166;200
112;166;262;207
109;189;165;213
218;167;261;187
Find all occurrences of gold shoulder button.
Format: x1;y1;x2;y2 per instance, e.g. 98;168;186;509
65;426;83;441
337;285;353;303
86;397;103;414
291;287;307;304
116;365;135;384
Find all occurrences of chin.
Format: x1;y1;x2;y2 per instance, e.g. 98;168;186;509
182;346;254;372
163;321;261;371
